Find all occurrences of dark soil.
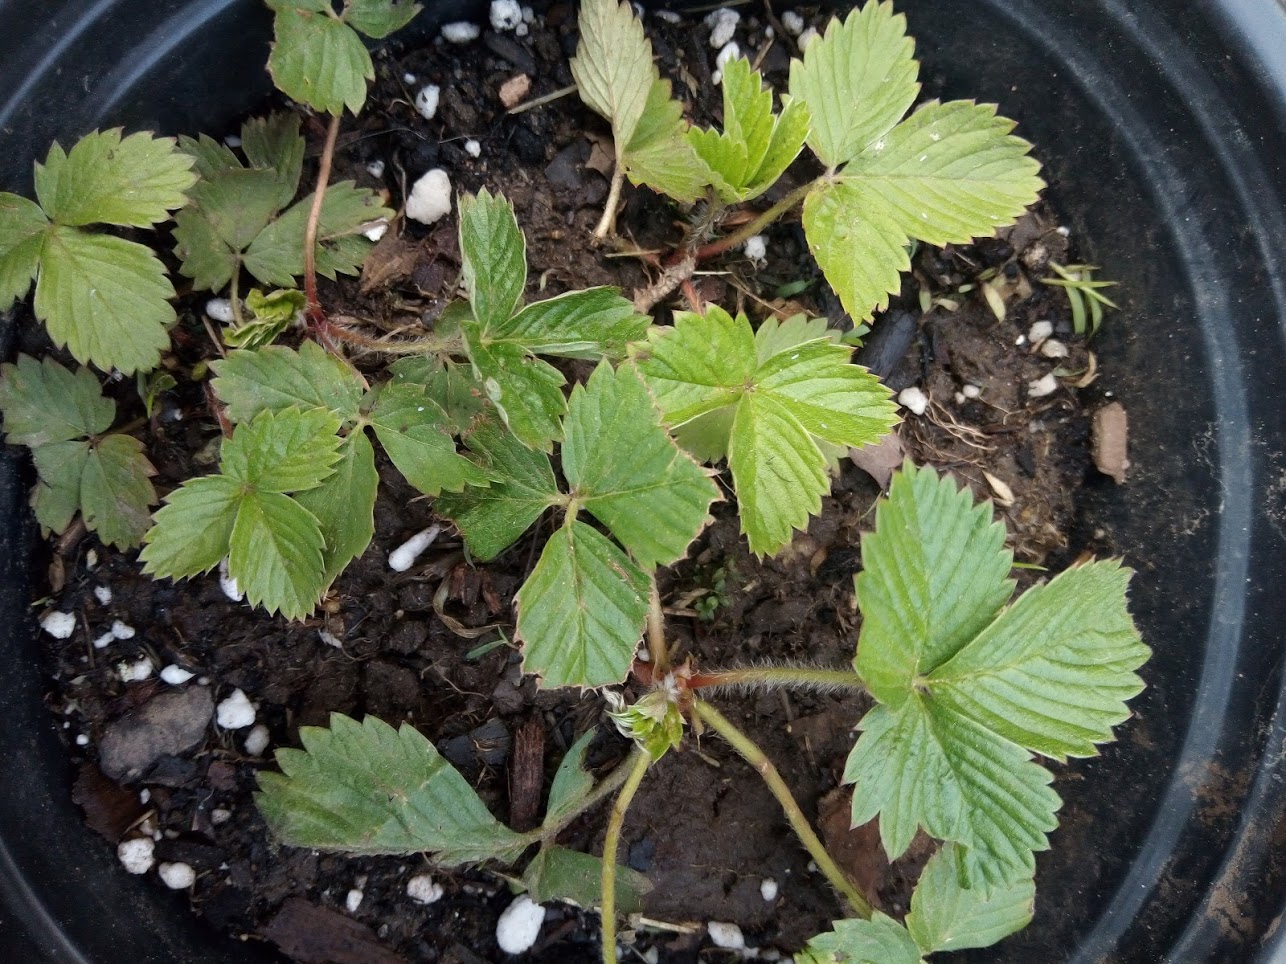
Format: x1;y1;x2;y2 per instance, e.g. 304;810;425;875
28;4;1115;962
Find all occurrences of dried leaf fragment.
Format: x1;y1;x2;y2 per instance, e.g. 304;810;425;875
1092;401;1129;483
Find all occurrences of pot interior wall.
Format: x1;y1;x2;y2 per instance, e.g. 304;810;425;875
1;0;1284;960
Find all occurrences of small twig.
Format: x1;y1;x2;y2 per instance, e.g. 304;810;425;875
693;700;873;919
601;750;652;964
200;314;226;359
507;82;579;115
304;112;343;325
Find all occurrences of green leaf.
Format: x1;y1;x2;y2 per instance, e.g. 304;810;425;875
173;167;290;291
905;844;1034;954
523;846;650;912
435;419;559;561
465;330;566;452
33;130;196;228
223;288;305;350
636;306;896;555
562;363;716;568
172;203;240;293
804;100;1044;322
795;913;924;964
854;462;1013;707
34;226;175;374
229;489;327;619
368;382;490;496
847;463;1147;890
257;713;530;863
79;434;157;549
244;181;390;286
844;697;1059;891
753;313;838;362
688;57;811;203
0;193;48;309
178;133;241;179
240;112;306;208
570;0;654;154
543;730;596;827
622;78;710;203
220;406;343;493
787;1;920;169
212;341;365;426
495;287;649;360
388;355;486;434
344;0;421;38
137;370;177;419
459;189;527;331
268;8;373;115
141;475;245;580
30;440;88;535
0;354;114;446
929;560;1148;761
517;521;650;688
294;431;378;589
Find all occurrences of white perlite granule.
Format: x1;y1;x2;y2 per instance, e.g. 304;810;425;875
406;874;445;905
441;21;481;43
117;838;155;875
496;895;544;954
216;689;256;729
405;170;453;225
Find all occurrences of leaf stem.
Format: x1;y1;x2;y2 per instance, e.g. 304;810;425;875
534;746;649;846
229;268;245;329
600;749;651;964
688;665;868;695
646;584;669;677
594;166;627;241
692;700;873;919
695;178;819;260
304;112;343;325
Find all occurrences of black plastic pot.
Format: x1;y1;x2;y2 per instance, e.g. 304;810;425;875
2;0;1284;960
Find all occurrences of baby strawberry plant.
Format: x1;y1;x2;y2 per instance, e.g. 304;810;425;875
0;0;1152;960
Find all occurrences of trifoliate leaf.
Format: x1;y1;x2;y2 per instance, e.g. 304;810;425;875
495;288;649;361
523;845;651;912
173;168;292;292
905;844;1034;954
344;0;421;38
31;441;88;535
854;461;1013;707
636;306;896;555
240;112;306;208
847;463;1147;889
367;381;490;495
0;354;113;447
571;0;709;204
268;7;373;115
32;129;196;228
621;78;710;203
465;329;567;452
212;341;365;426
256;713;530;863
141;475;245;580
787;1;920;170
35;227;176;374
517;520;651;688
570;0;654;153
229;489;327;619
459;189;527;331
177;133;241;180
294;431;378;589
0;194;48;309
543;730;597;827
244;181;391;286
79;434;157;549
388;355;486;434
688;57;811;203
804;100;1043;322
562;363;717;568
435;419;559;561
795;913;924;964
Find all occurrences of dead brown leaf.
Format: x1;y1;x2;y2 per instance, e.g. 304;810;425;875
359;232;419;294
586;135;615;177
849;433;907;490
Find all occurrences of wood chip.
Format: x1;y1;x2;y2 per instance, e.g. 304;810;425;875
499;74;532;109
261;898;407;964
848;433;906;490
507;715;545;832
1092;401;1130;483
983;471;1016;507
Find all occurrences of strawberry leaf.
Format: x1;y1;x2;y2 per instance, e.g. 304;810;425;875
212;342;365;426
268;7;373;115
0;194;49;310
367;381;490;496
343;0;421;40
219;407;343;493
30;441;89;536
229;489;328;619
847;463;1148;889
257;713;530;863
294;431;378;589
240;112;306;208
905;844;1034;953
464;327;567;452
459;189;527;331
636;306;897;555
495;288;648;361
0;354;113;446
79;434;157;549
388;356;487;434
795;913;924;964
523;845;651;912
141;475;246;580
